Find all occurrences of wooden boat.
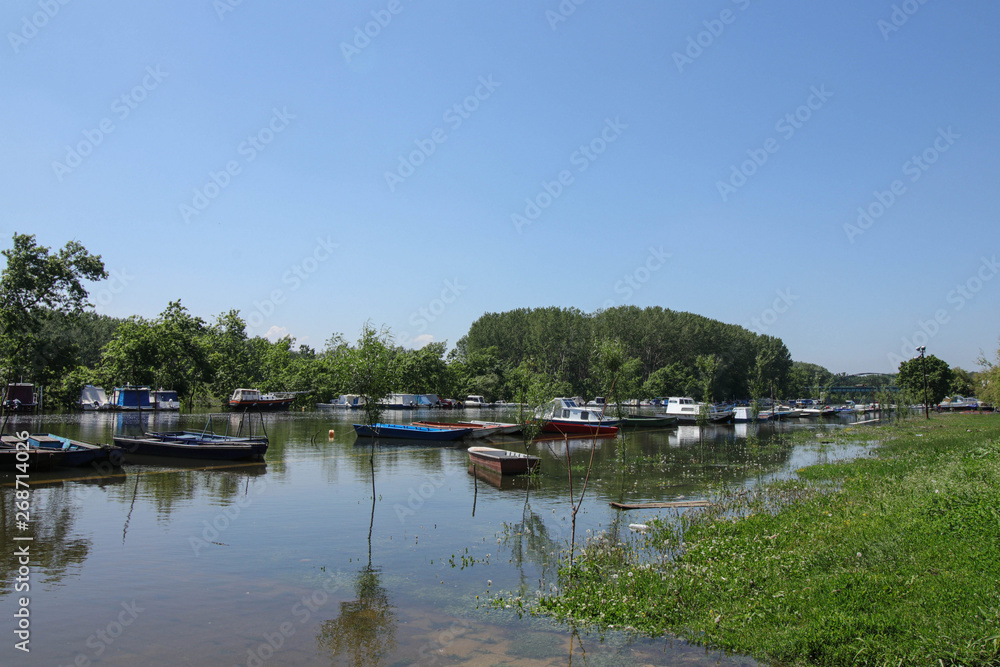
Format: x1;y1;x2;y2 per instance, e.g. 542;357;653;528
463;420;521;435
113;433;268;461
619;414;678;428
229;388;296;411
410;421;499;439
0;435;65;471
352;423;471;441
467;446;539;475
28;433;125;467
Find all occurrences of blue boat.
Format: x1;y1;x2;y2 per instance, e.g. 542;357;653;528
112;386;152;411
353;423;471;441
28;433;125;467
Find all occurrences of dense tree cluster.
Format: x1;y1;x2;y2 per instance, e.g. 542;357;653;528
5;235;993;412
453;306;792;401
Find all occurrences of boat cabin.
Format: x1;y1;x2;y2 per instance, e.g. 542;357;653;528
4;383;37;412
112;386;152;410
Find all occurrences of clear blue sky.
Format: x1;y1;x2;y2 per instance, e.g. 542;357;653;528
2;1;997;375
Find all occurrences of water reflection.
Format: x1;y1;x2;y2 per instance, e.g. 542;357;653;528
316;565;397;665
0;485;91;599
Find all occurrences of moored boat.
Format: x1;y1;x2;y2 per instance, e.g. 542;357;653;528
467;446;539;475
113;433;268;461
229;388;295;411
460;420;521;435
0;434;65;471
352;423;471;441
732;406;772;423
663;397;732;424
77;385;111;411
619;414;678;428
410;421;499;439
28;433;125;467
539;398;618;436
151;389;181;411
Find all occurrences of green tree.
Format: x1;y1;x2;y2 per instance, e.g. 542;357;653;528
976;342;1000;409
897;354;952;405
0;233;106;403
345;323;399;428
949;367;976;396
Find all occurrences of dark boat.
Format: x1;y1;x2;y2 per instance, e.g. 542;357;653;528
28;433;125;467
113;433;268;461
4;383;38;413
228;388;296;411
467;446;539;475
353;423;471;441
619;415;678;428
113;414;269;461
0;435;65;471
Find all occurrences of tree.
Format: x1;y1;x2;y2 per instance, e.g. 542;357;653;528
949;367;976;396
897;354;952;405
977;341;1000;409
0;233;106;399
345;322;399;428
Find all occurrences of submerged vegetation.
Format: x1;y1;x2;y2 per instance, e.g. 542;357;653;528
507;414;1000;666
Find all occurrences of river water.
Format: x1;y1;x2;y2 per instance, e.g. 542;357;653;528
0;408;870;666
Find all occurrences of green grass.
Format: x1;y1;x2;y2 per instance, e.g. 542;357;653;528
513;415;1000;666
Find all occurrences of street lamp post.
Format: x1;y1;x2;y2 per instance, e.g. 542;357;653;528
916;346;929;419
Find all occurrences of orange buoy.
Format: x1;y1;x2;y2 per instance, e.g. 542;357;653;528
328;429;335;439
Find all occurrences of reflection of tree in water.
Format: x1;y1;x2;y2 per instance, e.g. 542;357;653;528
0;486;91;598
316;565;396;666
501;496;564;590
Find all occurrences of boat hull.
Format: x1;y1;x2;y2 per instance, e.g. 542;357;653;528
113;435;267;461
541;420;618;436
352;423;471;441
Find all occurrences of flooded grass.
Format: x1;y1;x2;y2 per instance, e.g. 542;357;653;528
521;415;1000;666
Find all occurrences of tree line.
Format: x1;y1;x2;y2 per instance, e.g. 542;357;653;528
2;233;993;411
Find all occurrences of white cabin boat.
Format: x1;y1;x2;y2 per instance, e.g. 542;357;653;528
77;385;110;411
379;393;417;409
151;389;180;411
318;394;365;409
465;395;490;408
663;397;732;423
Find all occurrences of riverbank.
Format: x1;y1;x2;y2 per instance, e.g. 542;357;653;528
527;414;1000;666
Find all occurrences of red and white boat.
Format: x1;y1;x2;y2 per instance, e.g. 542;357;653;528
539;398;618;436
229;388;295;411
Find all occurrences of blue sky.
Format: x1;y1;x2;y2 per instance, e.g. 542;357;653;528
2;0;997;375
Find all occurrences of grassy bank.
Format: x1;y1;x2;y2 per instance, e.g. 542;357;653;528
522;415;1000;666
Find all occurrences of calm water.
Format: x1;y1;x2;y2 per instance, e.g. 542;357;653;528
0;409;868;666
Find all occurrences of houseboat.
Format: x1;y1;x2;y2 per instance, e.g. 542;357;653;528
229;388;295;411
151;389;181;411
663;397;732;424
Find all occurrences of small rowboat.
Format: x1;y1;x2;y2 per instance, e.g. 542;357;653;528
28;433;125;467
619;415;678;428
410;421;499;439
0;435;66;471
467;446;539;475
462;420;521;435
113;434;268;461
353;423;471;441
